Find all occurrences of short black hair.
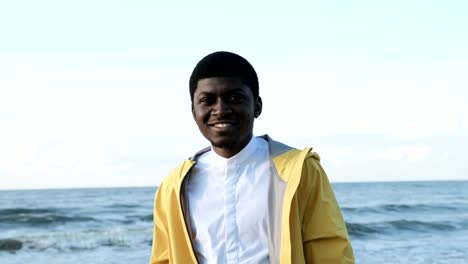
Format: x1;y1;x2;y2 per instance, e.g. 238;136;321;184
189;51;259;101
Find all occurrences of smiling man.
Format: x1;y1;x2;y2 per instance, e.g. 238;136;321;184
150;51;354;264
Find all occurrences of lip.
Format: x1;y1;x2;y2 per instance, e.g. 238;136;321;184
207;120;238;131
208;119;238;125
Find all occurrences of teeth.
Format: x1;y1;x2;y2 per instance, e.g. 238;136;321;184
214;123;232;128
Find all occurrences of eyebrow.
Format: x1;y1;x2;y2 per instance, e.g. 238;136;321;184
228;88;247;94
196;88;247;97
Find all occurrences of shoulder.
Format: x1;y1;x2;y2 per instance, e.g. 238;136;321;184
297;151;329;193
157;146;209;194
303;151;322;173
158;159;194;192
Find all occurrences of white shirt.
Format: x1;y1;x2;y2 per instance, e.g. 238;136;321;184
186;137;274;264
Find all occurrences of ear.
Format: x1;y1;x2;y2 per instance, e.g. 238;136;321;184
254;97;263;118
191;104;196;119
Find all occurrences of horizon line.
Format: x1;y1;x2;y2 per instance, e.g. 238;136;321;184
1;178;467;192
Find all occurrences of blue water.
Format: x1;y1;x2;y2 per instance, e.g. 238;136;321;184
1;181;467;263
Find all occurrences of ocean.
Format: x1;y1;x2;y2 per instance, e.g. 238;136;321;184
1;181;467;263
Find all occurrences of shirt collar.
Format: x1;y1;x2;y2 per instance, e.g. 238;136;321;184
209;136;259;166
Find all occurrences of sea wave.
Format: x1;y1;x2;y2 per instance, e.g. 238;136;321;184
346;219;466;238
0;208;97;226
104;203;139;209
0;226;152;253
125;214;153;222
341;203;465;214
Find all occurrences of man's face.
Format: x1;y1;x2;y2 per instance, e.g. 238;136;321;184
192;77;262;157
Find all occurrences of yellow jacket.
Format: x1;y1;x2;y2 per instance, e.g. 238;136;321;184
150;136;354;263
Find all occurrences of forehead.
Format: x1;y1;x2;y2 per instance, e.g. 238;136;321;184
195;77;251;95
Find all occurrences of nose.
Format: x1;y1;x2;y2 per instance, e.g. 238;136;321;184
212;98;232;116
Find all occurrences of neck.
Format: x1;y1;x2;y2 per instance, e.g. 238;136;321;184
212;135;253;158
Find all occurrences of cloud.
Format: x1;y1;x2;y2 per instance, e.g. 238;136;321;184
442;112;458;133
381;145;433;162
318;146;354;164
111;162;134;173
397;122;435;139
0;133;48;171
337;108;384;134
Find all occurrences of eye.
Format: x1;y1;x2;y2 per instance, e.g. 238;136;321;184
229;94;244;103
199;95;214;105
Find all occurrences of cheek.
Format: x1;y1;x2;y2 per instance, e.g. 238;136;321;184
193;108;208;123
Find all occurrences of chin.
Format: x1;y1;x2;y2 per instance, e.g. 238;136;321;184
210;139;236;149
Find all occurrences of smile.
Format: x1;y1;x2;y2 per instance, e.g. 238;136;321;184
213;123;233;128
208;121;238;129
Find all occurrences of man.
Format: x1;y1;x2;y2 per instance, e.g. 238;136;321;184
150;51;354;263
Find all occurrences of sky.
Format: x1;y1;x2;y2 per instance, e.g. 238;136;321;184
0;0;467;189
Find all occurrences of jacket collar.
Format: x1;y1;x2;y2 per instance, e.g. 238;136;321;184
184;134;308;183
188;134;295;162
